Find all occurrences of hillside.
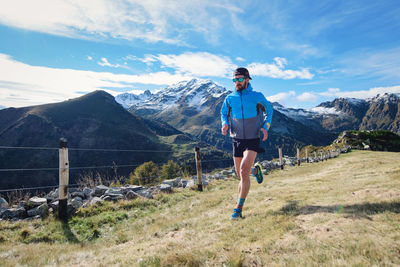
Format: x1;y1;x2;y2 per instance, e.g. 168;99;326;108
1;150;399;266
0;91;216;190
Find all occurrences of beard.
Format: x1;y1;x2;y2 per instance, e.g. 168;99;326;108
235;81;247;91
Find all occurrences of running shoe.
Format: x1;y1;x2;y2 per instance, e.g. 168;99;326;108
230;208;243;220
253;162;263;184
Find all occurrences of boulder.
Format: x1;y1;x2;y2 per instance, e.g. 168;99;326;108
1;207;26;220
92;185;109;197
90;197;104;206
162;178;180;187
71;191;85;199
158;184;172;193
0;197;8;208
28;196;47;208
136;189;153;199
124;185;145;192
105;187;123;195
71;197;83;210
178;179;188;188
125;190;140;200
83;187;93;199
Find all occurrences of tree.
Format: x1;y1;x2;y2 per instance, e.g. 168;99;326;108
129;161;159;185
160;160;181;179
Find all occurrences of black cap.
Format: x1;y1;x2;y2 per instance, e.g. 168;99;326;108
234;67;252;79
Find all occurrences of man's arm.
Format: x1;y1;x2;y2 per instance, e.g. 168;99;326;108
258;93;273;136
220;97;230;135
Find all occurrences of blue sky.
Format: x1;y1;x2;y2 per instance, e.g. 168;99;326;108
0;0;399;109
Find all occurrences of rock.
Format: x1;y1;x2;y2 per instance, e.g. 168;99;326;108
71;191;85;199
90;197;104;206
37;203;49;218
28;197;47;208
49;201;59;211
186;180;195;188
162;178;180;187
45;189;59;202
105;187;123;195
1;207;26;220
125;190;140;200
27;207;39;217
0;197;8;208
92;185;109;197
104;193;124;201
136;189;153;199
158;184;172;193
83;187;93;199
18;201;27;209
124;185;145;192
71;197;83;210
178;179;188;188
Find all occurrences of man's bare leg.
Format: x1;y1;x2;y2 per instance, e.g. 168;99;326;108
234;150;257;210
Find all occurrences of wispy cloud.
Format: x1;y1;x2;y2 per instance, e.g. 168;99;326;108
97;58;129;69
247;58;314;80
267;91;296;104
339;47;400;81
0;53;191;107
156;52;236;77
319;86;400;99
297;92;318;102
0;0;242;45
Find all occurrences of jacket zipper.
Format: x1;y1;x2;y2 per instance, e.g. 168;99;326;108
240;91;246;139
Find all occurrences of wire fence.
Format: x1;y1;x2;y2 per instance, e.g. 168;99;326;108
0;142;343;194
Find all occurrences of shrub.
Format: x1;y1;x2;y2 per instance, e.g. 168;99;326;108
129;161;159;185
160;160;181;179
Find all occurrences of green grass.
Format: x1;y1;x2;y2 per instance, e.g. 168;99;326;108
0;150;400;266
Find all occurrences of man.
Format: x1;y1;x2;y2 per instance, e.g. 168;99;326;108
221;67;273;220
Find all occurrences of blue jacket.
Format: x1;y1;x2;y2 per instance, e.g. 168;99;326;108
221;83;273;139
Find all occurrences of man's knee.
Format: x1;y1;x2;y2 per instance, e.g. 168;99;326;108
240;166;251;178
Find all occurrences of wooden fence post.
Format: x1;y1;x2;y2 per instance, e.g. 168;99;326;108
59;138;69;221
194;147;203;192
320;151;324;162
297;147;301;166
306;148;309;163
278;146;283;170
314;151;317;162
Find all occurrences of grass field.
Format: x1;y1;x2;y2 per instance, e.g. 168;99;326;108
1;150;399;266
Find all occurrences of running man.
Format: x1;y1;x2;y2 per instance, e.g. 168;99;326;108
221;67;273;220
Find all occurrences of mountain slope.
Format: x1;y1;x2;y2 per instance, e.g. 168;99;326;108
1;150;399;266
0;91;173;190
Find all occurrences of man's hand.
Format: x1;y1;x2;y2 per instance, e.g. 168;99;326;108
221;124;229;135
261;128;268;141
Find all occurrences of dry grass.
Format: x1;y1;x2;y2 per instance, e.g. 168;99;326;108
1;150;399;266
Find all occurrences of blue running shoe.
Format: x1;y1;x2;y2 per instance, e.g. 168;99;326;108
230;208;242;220
253;162;263;184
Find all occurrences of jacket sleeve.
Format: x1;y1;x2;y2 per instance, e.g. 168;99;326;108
220;96;230;127
258;93;273;131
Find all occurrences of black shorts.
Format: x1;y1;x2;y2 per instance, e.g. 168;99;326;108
232;138;265;157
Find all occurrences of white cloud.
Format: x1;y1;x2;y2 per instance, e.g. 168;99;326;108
247;58;314;80
236;57;245;62
0;0;242;45
297;92;318;102
156;52;236;77
0;53;191;108
267;91;296;103
87;56;93;61
319;86;400;99
97;57;129;69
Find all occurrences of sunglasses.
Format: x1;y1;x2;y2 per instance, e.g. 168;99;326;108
232;77;246;83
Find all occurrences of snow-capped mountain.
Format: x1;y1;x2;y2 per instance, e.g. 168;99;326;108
115;90;153;108
117;78;227;113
